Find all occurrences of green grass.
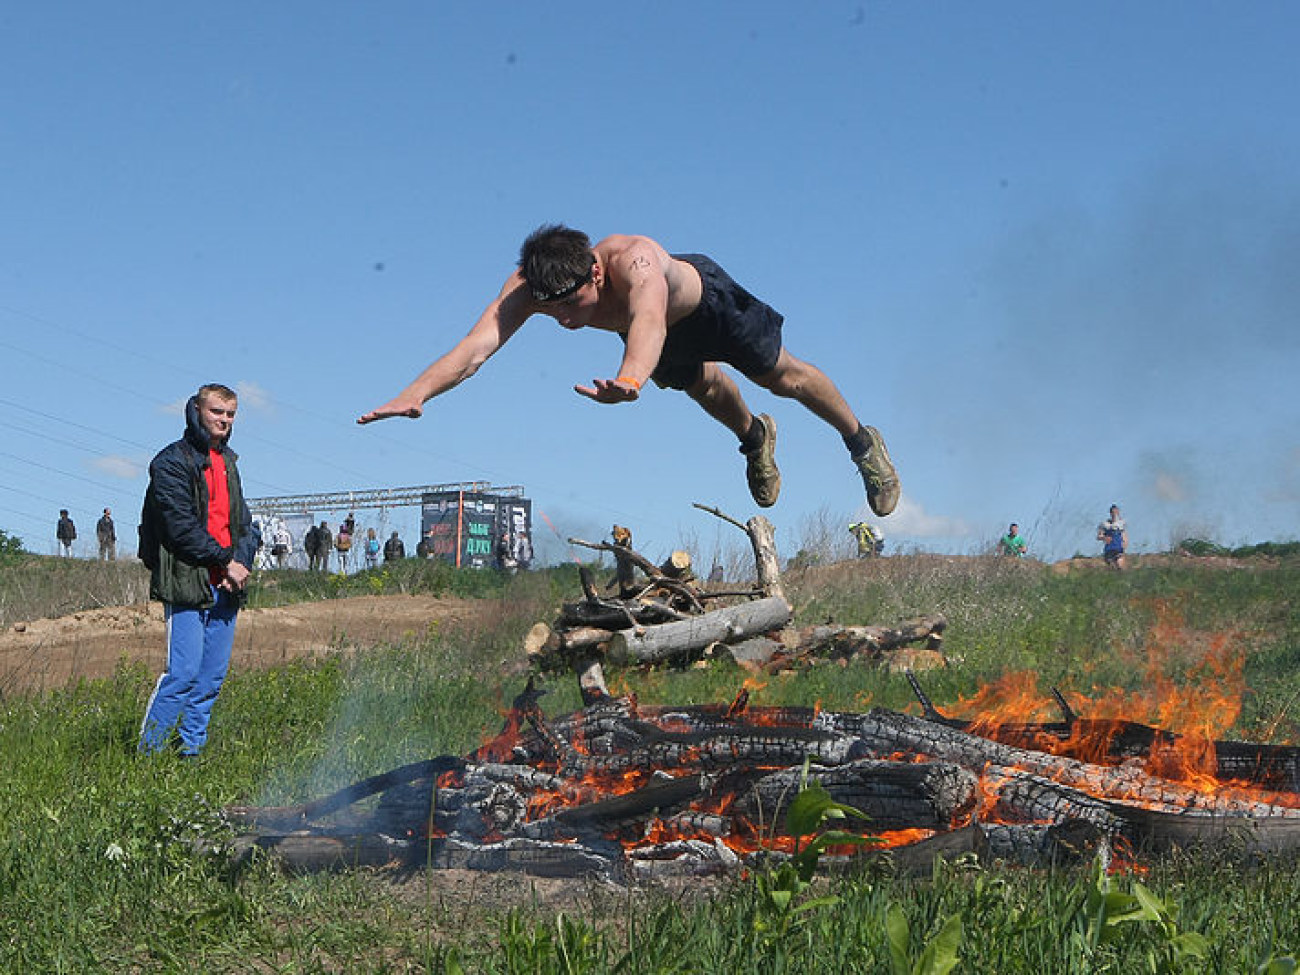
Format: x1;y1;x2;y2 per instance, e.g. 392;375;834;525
2;554;1299;971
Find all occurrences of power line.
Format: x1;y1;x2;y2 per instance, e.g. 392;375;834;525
0;302;677;539
0;449;139;498
0;395;158;453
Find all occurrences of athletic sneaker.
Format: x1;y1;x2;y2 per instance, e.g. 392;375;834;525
852;426;900;516
741;413;781;507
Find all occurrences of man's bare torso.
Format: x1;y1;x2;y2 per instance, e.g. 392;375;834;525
573;234;703;334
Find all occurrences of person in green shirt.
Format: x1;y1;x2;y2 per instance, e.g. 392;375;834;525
998;522;1028;558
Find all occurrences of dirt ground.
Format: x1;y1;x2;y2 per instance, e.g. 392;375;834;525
0;594;487;696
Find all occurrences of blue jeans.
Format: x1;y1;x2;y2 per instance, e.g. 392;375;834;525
138;587;240;755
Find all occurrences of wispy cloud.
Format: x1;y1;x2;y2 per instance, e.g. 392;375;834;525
158;380;273;417
235;380;273;413
89;455;143;479
866;496;972;539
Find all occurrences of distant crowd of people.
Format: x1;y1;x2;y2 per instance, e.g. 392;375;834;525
293;516;409;573
56;501;1133;570
836;504;1129;569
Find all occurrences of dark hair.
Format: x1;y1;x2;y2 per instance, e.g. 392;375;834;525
518;224;594;301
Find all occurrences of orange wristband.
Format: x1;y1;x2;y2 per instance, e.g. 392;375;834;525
616;375;642;391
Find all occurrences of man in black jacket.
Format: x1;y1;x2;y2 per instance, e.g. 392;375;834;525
56;509;76;557
137;384;260;757
96;507;117;560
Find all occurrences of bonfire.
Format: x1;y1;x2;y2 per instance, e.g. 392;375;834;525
225;512;1300;879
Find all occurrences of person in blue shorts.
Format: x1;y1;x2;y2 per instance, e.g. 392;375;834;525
1097;505;1127;570
359;226;900;515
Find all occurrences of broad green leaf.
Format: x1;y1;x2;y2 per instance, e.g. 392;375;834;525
915;913;964;975
1257;955;1299;975
1131;882;1171;923
885;902;911;975
792;894;841;915
784;782;841;836
1170;931;1210;960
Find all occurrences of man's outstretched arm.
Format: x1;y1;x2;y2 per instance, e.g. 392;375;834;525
358;273;532;424
574;245;669;404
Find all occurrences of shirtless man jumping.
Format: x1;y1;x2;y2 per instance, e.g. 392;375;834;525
358;225;900;515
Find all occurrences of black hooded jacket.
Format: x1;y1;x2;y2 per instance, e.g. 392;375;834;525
137;395;260;607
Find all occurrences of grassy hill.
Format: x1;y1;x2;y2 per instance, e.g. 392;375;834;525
2;551;1299;971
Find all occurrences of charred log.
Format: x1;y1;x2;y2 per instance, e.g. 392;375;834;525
228;694;1300;880
733;760;978;832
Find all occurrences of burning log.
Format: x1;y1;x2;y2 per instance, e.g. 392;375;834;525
225;682;1300;880
906;674;1300;794
732;759;978;832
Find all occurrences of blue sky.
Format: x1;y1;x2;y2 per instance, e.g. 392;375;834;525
3;2;1298;566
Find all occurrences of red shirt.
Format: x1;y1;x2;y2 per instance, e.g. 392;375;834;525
205;449;231;583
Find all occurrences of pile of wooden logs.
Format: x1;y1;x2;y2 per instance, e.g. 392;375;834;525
525;505;947;698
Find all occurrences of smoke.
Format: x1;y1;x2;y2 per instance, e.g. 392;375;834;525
921;148;1300;553
1136;450;1199;505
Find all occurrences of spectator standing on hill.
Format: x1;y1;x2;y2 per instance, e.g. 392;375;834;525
271;522;292;569
137;383;259;758
56;509;76;557
96;508;117;560
358;225;900;516
364;528;381;569
303;523;320;570
384;530;405;562
849;520;884;558
335;520;353;572
998;522;1028;558
318;522;333;571
1098;504;1128;570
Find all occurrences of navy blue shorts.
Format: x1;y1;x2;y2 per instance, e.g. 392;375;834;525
647;254;784;390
